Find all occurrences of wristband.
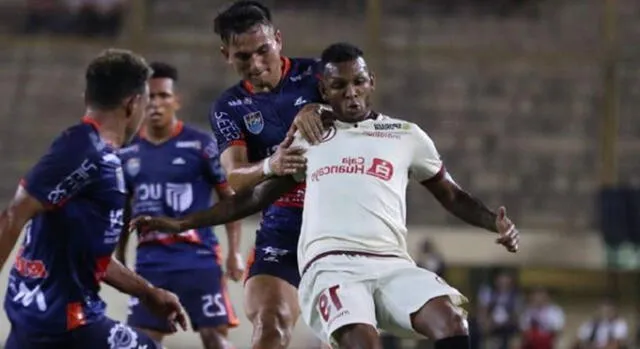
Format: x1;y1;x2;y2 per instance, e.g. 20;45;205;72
262;157;273;176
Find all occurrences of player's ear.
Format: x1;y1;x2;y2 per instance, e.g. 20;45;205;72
173;93;182;111
274;29;283;51
318;79;328;101
220;45;230;62
369;72;376;91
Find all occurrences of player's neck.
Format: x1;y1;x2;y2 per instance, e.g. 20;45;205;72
85;111;126;148
336;110;375;123
144;118;179;144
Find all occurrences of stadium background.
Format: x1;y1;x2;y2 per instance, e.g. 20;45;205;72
1;0;639;348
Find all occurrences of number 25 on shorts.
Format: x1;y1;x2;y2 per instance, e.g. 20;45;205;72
317;285;343;322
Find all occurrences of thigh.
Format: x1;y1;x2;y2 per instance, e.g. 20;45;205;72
72;317;161;349
299;268;378;345
127;270;173;333
375;262;467;337
4;327;70;349
244;274;300;327
175;267;239;331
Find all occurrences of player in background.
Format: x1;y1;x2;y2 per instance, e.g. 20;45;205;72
115;62;242;349
0;49;187;349
131;42;521;349
209;2;324;348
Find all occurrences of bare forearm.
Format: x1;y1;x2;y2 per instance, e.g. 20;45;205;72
0;208;25;273
103;258;153;299
227;161;267;191
224;221;242;254
179;176;295;231
443;189;497;232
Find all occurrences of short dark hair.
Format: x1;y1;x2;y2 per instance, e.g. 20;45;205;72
85;49;152;110
213;1;272;43
150;61;178;82
321;42;364;67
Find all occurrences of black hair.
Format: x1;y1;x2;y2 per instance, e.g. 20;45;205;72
213;1;272;43
85;48;152;110
149;61;178;82
321;42;364;67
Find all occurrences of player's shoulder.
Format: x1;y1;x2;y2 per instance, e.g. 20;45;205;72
212;83;250;111
375;114;432;140
53;122;105;155
180;123;215;143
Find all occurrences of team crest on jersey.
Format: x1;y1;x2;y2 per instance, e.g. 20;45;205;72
126;158;140;177
243;111;264;134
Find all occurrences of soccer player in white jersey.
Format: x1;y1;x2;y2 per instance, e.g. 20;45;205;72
130;42;520;349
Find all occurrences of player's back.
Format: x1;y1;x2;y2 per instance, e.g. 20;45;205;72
294;114;444;272
210;57;323;258
120;122;227;272
4;118;127;335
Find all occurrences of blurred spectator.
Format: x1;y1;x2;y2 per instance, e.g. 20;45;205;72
572;299;628;349
416;239;446;277
478;270;522;349
22;0;124;37
520;287;565;349
74;0;125;38
23;0;62;33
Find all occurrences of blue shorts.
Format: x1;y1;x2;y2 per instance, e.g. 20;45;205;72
245;241;301;288
5;317;160;349
128;268;238;332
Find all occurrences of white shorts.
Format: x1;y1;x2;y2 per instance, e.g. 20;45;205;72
298;254;467;346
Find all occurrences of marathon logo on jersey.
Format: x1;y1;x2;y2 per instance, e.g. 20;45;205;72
243;111;264;134
362;131;401;140
48;158;98;205
373;122;410;131
228;97;253;107
311;157;394;182
126;158;141;177
176;140;201;150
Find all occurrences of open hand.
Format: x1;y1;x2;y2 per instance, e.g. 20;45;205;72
494;206;519;253
289;103;336;145
267;134;307;176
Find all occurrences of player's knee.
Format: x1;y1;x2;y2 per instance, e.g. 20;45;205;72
333;324;381;349
251;309;294;348
412;296;469;340
199;326;230;349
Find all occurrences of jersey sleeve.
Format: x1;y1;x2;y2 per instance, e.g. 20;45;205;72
21;129;100;208
208;99;246;153
202;135;229;190
408;123;445;183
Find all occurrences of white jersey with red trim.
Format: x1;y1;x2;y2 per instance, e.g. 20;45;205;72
292;113;444;272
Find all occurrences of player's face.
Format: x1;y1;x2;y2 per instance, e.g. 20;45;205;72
124;83;149;142
320;57;375;122
221;24;283;89
147;77;180;129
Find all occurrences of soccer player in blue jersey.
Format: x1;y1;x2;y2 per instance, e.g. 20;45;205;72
208;1;324;348
116;61;242;349
0;49;187;349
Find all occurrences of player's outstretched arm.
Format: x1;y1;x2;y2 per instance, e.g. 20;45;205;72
0;187;45;273
131;176;298;234
422;177;519;253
